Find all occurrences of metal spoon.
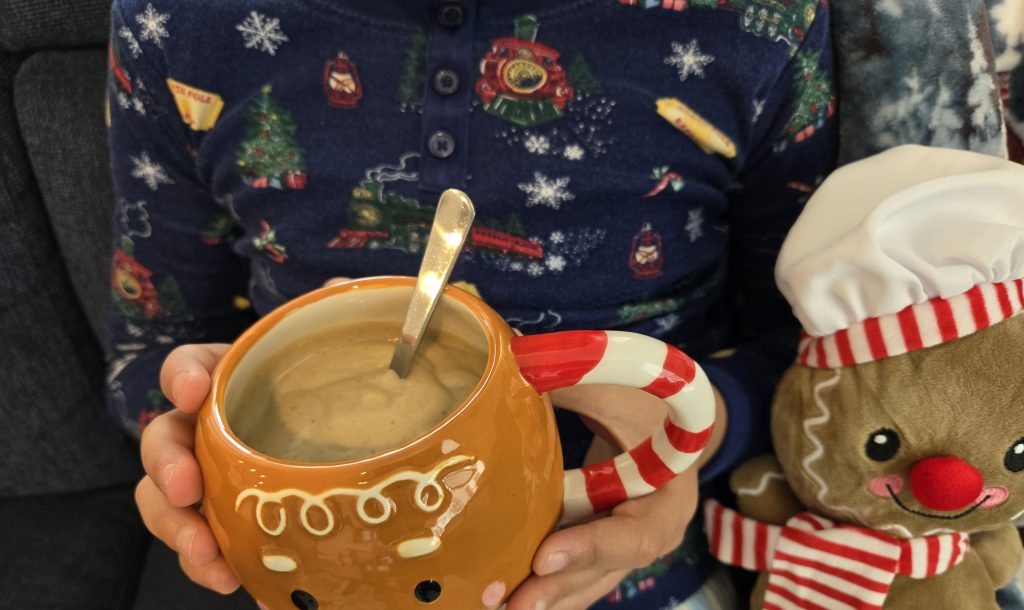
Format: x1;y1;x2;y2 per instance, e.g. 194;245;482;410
389;189;476;379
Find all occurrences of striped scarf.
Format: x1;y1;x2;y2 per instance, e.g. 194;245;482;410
704;499;971;610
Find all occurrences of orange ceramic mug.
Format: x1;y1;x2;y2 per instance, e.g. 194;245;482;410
195;277;715;610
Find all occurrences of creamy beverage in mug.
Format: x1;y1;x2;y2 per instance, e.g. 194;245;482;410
231;322;487;463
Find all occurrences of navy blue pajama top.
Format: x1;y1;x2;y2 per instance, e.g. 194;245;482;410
105;0;837;605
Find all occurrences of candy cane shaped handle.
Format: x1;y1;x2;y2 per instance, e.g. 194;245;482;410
511;331;716;525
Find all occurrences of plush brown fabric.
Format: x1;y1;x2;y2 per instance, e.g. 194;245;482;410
726;313;1024;609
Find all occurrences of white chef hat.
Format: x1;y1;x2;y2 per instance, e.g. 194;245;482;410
776;145;1024;368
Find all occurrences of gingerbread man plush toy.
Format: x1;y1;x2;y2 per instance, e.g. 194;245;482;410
705;145;1024;610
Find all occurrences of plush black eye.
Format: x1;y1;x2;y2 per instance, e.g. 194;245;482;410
1006;438;1024;473
866;428;901;462
291;590;318;610
414;580;442;604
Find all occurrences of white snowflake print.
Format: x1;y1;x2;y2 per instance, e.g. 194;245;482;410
527;262;545;277
518;172;575;210
752;99;766;123
524;134;551;155
685;209;704;242
132;96;147;115
545;255;566;272
236;11;289;56
494;95;616;158
118;26;142;58
563;144;584;161
130;151;173;191
116;91;130;109
509;261;524;271
549;230;565;244
664;40;714;82
135;3;170;48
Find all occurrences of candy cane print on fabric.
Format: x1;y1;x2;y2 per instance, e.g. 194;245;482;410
510;330;716;524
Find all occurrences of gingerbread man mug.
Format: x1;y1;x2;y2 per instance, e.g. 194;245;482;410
195;276;715;609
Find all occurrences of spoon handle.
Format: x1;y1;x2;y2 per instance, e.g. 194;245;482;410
390;189;476;378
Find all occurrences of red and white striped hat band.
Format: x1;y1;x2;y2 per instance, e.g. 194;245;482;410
797;279;1024;369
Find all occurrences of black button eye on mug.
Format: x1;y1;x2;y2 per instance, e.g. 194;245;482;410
414;580;442;603
437;1;465;29
291;590;318;610
428;131;455;159
433;69;459;95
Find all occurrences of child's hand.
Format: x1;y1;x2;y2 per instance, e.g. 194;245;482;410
136;343;240;594
505;384;725;610
135;278;353;594
506;467;699;610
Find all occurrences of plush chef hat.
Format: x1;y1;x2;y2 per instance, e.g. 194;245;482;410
776;145;1024;369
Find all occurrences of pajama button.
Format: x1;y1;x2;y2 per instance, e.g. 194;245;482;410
437;1;465;29
428;131;455;159
433;69;459;95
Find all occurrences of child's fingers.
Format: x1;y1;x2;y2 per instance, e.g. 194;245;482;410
135;476;220;567
178;551;241;595
505;567;626;610
159;344;230;413
322;276;351;287
140;409;203;507
532;469;697;577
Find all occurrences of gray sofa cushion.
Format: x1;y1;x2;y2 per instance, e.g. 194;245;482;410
0;49;139;496
0;0;111;52
0;484;148;609
15;49;115;345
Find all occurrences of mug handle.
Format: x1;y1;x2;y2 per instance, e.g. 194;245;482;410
510;330;715;525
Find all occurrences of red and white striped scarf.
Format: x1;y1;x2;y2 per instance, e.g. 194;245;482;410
704;499;970;610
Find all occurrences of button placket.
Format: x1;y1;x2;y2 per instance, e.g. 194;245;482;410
418;0;476;193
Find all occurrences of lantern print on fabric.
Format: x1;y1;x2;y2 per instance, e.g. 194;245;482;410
324;51;363;109
476;14;575;127
236;85;308;190
630;222;664;280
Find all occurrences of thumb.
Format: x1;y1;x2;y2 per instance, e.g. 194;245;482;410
323;276;352;287
159;344;231;414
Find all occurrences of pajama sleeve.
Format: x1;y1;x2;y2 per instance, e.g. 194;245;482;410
699;1;838;481
105;0;255;435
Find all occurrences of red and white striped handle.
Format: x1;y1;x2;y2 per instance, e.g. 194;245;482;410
510;330;716;524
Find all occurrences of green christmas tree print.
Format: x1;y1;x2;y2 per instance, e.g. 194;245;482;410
566;53;602;95
236;85;308;190
397;29;428;109
777;50;834;149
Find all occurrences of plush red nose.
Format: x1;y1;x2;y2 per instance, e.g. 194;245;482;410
908;456;984;512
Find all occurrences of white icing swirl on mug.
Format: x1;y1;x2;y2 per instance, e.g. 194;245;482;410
235;455;473;537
